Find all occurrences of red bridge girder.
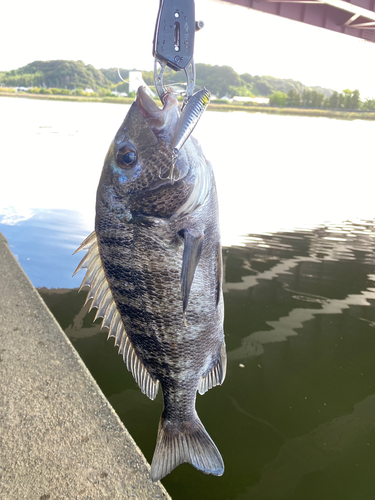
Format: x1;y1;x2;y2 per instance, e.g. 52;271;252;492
219;0;375;42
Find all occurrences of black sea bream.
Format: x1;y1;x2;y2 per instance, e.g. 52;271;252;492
74;86;226;481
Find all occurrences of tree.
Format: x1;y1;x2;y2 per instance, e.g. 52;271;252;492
240;73;254;85
0;60;111;90
0;59;367;111
115;82;129;93
302;89;311;108
301;89;325;108
343;89;361;109
342;89;352;108
363;98;375;110
269;91;287;107
286;89;301;107
338;93;346;108
256;80;273;96
228;85;253;97
329;91;339;109
322;97;330;108
351;89;361;109
195;64;242;97
310;90;324;108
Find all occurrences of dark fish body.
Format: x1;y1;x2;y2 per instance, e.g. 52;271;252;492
74;87;226;481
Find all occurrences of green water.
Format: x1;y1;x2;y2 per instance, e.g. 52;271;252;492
2;96;374;499
39;219;375;500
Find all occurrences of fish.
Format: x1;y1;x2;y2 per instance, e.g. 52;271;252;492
74;86;226;482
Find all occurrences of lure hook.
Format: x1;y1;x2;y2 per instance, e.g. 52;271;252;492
159;149;180;185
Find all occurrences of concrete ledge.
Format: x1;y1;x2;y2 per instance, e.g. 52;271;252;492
0;233;170;499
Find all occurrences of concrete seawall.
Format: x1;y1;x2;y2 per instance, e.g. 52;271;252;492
0;233;171;499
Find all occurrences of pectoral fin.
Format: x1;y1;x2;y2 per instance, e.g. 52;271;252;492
180;230;204;314
216;243;223;307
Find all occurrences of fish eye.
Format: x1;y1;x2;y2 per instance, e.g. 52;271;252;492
116;146;138;169
122;152;137;164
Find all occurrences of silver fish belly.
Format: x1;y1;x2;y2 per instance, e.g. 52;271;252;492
74;86;226;482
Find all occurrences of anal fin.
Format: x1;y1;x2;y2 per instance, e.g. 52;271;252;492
198;341;227;395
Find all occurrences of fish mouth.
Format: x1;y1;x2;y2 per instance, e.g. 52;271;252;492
136;86;190;188
136;86;180;142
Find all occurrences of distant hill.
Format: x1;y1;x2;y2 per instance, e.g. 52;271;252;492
0;60;110;90
0;59;335;98
239;74;334;98
101;67;130;84
141;64;335;98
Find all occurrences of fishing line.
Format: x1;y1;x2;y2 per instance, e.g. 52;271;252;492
117;68;127;83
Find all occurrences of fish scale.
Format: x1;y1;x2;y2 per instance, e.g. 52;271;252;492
74;86;226;482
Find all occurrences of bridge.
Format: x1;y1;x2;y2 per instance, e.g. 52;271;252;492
220;0;375;42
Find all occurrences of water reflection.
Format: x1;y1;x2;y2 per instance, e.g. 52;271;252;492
0;208;91;288
240;394;375;500
226;222;375;362
1;98;375;249
37;220;375;500
2;97;375;499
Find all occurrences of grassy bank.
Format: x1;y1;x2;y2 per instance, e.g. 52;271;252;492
1;91;375;121
0;91;135;105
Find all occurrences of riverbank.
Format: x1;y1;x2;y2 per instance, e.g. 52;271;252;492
0;232;170;500
1;91;374;121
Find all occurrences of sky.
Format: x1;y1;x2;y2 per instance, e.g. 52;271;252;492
2;0;375;98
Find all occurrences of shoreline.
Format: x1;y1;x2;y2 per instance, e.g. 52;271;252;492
1;91;375;121
0;232;170;499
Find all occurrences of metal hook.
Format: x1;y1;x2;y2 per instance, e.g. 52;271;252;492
158;149;180;184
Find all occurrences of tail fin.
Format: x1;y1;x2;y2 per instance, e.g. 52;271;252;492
150;414;224;482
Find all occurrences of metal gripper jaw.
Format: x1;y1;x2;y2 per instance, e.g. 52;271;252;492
153;0;203;102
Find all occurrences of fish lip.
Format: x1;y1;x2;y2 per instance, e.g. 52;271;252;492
135;86;189;190
136;86;179;138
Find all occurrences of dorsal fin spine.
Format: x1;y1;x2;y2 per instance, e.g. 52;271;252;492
102;303;116;331
109;313;121;338
89;277;107;311
74;231;159;401
93;288;112;321
115;322;123;346
85;272;105;307
73;231;97;255
79;255;101;292
118;334;128;355
73;245;97;276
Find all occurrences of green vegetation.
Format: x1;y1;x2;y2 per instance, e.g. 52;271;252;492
0;60;108;90
268;88;375;111
1;90;374;121
1;59;374;118
0;59;336;99
141;63;330;99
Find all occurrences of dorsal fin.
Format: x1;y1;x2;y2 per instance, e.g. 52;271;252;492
198;341;227;395
73;231;159;400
